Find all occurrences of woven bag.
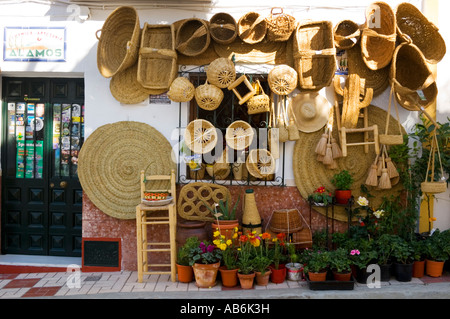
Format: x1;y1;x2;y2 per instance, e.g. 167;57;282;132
379;84;404;146
334;20;361;50
225;120;254;151
210;12;238;45
167;77;195;102
96;6;141;78
206;57;236;89
195;80;224;111
268;65;298;96
247;80;270;114
175;18;210;57
265;7;296;42
184;119;218;154
421;132;447;194
238;12;267;44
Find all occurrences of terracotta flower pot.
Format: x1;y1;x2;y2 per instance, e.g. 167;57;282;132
332;270;352;282
269;264;286;283
308;271;327;282
426;259;445;278
412;260;425;278
238;272;255;289
192;262;221;288
335;190;352;205
255;269;271;286
176;264;193;283
219;266;238;288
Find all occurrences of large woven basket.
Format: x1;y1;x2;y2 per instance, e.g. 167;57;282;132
96;6;141;78
176;18;210;57
334;20;361;50
269;209;303;233
206;57;236;89
390;42;437;111
361;2;396;70
265;7;296;42
238;12;267;44
167;77;195;102
268;65;298;95
184;119;218;154
396;2;446;64
293;20;336;91
195;81;224;111
225;120;254;150
137;23;177;90
247;80;270;114
210;12;238;45
246;149;275;179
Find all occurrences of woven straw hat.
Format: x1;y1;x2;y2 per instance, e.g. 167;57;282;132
184;119;218;154
334;20;361;50
210;12;238;45
238;12;267;44
396;2;446;64
78;121;175;220
268;65;298;96
290;92;331;133
96;6;141;78
293;105;403;222
176;18;211;57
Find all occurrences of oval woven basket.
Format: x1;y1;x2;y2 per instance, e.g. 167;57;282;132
206;57;236;89
421;182;447;195
238;12;267;44
184;119;218;154
225;120;254;150
168;77;195;102
265;7;296;42
96;6;141;78
269;209;303;233
246;149;275;179
176;18;210;57
334;20;361;50
195;81;224;111
210;12;238;45
247;80;270;114
268;65;298;96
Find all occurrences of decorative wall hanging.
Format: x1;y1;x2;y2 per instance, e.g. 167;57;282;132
268;65;298;95
206;57;236;89
290;92;331;133
225;120;254;151
246;149;275;179
184;119;218;154
195;80;224;111
246;79;270;115
228;74;256;105
379;84;405;146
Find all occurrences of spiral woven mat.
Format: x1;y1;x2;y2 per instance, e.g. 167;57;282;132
78;121;175;219
293;105;405;222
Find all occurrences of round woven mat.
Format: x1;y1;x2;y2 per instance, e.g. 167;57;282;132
78;121;175;219
293;105;405;222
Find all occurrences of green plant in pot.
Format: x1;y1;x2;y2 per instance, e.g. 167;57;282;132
331;170;354;204
285;243;303;281
303;249;330;282
252;232;272;285
424;230;450;277
411;239;427;278
391;236;414;282
374;234;397;282
329;248;352;281
176;236;200;283
205;195;240;242
308;186;333;206
188;240;223;288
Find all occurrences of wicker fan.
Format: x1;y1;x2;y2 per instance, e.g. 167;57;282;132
184;119;218;154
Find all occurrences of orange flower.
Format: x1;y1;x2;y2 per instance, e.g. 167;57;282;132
239;235;248;243
261;232;271;240
276;233;286;241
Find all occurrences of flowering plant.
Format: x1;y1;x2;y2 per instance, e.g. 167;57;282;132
236;231;260;274
329;248;352;274
348;243;377;269
188;240;222;265
308;186;333;205
252;232;273;275
269;232;287;270
302;249;330;274
213;228;238;270
353;196;386;239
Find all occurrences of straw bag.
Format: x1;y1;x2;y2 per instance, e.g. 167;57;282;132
175;18;210;57
238;12;267;44
396;2;446;64
184;119;218;154
167;77;195;102
334;20;361;50
96;6;141;78
206;57;236;89
268;209;303;233
210;12;238;45
225;120;254;151
247;80;270;114
246;149;275;179
195;81;224;111
379;84;404;146
421;132;447;194
268;65;298;96
265;7;296;42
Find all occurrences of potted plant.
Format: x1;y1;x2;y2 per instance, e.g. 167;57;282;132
253;232;272;286
269;232;288;283
411;238;427;278
303;249;330;282
176;236;200;283
331;170;354;204
236;232;258;289
424;230;449;277
348;239;377;284
308;186;333;206
188;240;223;288
374;234;397;282
214;228;239;288
206;195;240;241
391;236;414;282
329;248;352;281
285;243;303;281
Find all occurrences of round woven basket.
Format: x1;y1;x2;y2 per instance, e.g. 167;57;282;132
247;80;270;114
195;81;224;111
246;149;275;179
269;209;303;233
421;182;447;195
265;7;296;42
390;42;437;111
268;65;298;96
184;119;218;154
175;18;210;57
210;12;238;45
396;2;446;64
226;120;254;150
238;12;267;44
96;6;141;78
78;121;175;220
167;77;195;102
334;20;361;50
206;57;236;89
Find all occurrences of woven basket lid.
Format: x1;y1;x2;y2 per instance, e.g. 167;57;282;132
293;105;404;222
97;6;141;78
210;12;238;45
78;121;175;220
184;119;218;154
246;149;275;179
290;92;331;133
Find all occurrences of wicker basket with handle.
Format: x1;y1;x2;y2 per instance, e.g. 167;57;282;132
265;7;296;42
247;80;270;114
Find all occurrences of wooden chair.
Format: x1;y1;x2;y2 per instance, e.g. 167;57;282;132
136;169;177;283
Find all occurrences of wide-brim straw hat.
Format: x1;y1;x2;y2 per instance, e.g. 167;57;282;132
96;6;141;78
390;42;437;111
396;2;446;64
184;119;218;154
226;120;254;150
175;18;211;57
290;92;331;133
361;2;396;70
238;12;267;44
334;20;361;50
210;12;238;45
268;65;298;96
78;121;175;220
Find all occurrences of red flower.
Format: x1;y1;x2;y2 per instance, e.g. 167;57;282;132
239;235;248;243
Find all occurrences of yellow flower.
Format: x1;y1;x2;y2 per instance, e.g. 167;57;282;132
219;243;227;251
213;239;220;246
226;239;232;246
213;231;221;238
232;233;238;239
234;227;238;232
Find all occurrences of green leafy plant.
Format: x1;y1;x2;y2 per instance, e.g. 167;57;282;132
204;195;240;220
252;232;273;275
302;249;330;274
331;170;354;190
269;233;287;269
188;240;222;265
329;248;352;274
424;230;450;262
308;186;333;205
411;239;427;262
374;234;397;265
391;236;414;264
177;237;201;266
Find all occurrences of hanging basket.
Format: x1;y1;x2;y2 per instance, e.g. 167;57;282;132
268;65;298;96
226;120;254;151
210;12;238;45
206;57;236;89
247;80;270;114
379;84;404;146
238;12;267;44
175;18;210;57
167;77;195;102
421;132;447;195
195;81;224;111
265;7;296;42
334;20;361;50
96;6;141;78
184;119;218;154
246;149;275;179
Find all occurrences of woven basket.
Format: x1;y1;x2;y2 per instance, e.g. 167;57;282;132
175;18;210;57
268;65;298;95
379;84;404;146
195;81;224;111
361;2;396;70
265;7;296;42
137;23;177;90
269;209;303;233
226;120;254;150
96;6;141;78
293;20;336;91
334;20;361;50
167;77;195;102
206;57;236;89
390;42;437;111
396;2;446;64
238;12;267;44
210;12;238;45
246;149;275;179
184;119;218;154
247;80;270;114
421;133;447;195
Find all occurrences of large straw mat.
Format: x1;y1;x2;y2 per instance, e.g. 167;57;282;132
293;105;405;222
78;121;175;220
290;92;331;133
110;62;166;104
